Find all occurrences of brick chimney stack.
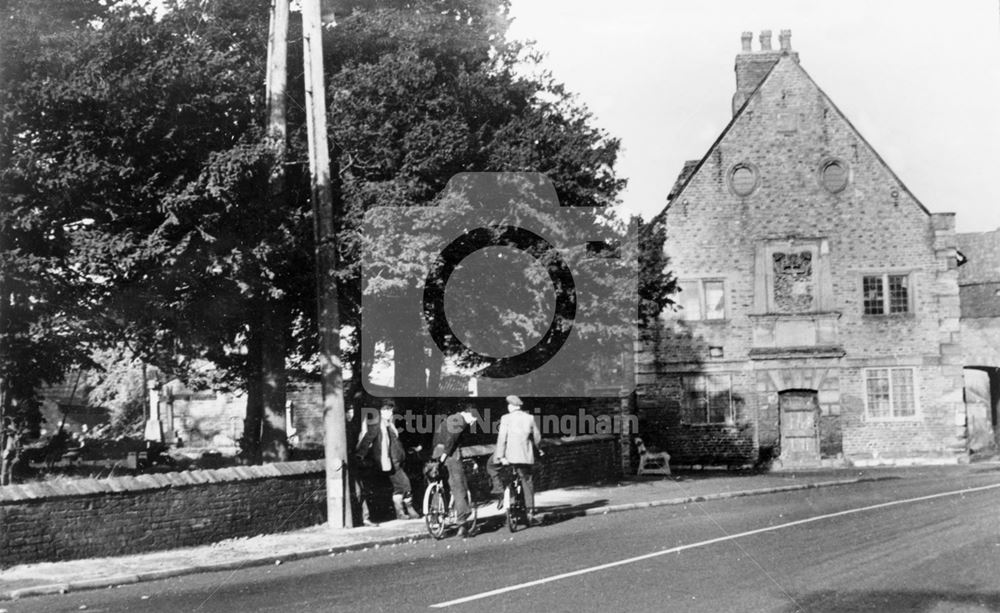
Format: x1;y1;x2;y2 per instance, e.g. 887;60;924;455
779;29;792;51
732;29;799;116
759;30;772;51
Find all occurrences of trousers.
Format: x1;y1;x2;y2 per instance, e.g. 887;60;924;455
486;457;535;511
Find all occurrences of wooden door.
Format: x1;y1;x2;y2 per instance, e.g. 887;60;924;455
779;391;819;464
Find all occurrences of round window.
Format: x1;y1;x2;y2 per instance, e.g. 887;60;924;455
729;163;758;197
820;159;849;193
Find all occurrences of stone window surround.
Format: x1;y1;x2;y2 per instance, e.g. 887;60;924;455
861;366;921;422
859;269;916;317
724;157;851;199
676;277;727;321
817;156;851;194
727;161;760;197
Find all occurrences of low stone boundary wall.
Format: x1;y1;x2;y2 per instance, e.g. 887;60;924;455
0;461;327;569
0;435;619;568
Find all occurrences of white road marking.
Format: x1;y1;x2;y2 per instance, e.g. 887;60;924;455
430;481;1000;608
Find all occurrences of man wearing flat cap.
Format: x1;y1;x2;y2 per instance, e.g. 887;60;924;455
487;395;542;523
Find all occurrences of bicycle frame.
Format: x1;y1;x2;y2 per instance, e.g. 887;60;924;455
504;469;529;532
423;475;477;539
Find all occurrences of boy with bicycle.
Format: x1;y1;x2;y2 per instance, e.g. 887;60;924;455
430;406;478;537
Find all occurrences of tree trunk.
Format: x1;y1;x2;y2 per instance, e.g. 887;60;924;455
344;328;366;409
260;299;289;461
252;0;291;464
0;372;10;485
243;312;264;464
361;325;375;393
426;347;443;397
391;291;427;398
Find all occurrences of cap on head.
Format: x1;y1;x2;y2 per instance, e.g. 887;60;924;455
505;395;523;407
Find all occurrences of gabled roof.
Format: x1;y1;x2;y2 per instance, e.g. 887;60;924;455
658;53;933;220
666;160;700;203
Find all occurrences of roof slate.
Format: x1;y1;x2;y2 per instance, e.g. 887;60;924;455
957;230;1000;284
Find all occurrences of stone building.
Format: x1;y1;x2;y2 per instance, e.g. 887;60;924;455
957;229;1000;453
638;31;967;468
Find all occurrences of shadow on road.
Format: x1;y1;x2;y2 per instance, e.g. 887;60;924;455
536;498;612;526
465;497;613;535
782;589;1000;612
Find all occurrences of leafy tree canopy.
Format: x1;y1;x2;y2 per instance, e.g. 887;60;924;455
1;0;673;415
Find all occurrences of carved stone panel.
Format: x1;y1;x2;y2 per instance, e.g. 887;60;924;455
772;251;813;312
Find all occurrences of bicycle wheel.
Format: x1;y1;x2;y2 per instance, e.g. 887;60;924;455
424;482;447;540
505;483;522;533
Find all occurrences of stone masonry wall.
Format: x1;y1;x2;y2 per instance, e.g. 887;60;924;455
163;391;246;446
0;437;618;568
0;461;326;569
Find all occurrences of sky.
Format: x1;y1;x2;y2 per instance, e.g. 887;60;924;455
506;0;1000;233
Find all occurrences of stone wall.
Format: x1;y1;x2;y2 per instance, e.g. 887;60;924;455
0;436;619;568
0;461;326;569
162;390;246;447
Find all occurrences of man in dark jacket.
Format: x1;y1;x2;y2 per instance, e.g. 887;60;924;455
345;406;375;526
356;400;420;520
430;406;477;536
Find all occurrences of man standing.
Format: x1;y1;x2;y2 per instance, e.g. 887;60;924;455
0;417;20;486
488;395;542;523
345;406;374;526
356;400;420;520
430;405;478;537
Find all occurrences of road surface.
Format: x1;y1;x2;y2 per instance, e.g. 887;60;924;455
8;469;1000;612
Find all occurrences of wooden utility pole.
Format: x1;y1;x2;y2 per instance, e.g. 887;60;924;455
301;0;351;529
265;0;288;145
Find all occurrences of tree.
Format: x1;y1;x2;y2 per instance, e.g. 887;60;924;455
81;347;150;438
1;0;673;469
0;0;113;458
321;3;644;398
638;214;675;328
0;0;310;460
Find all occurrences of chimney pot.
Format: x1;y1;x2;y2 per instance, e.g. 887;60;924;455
741;31;753;52
759;30;772;51
779;30;792;51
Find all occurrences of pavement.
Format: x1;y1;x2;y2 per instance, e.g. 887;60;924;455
0;463;985;601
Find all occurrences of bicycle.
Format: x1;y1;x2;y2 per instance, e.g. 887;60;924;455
503;468;530;533
500;449;542;533
423;466;478;539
